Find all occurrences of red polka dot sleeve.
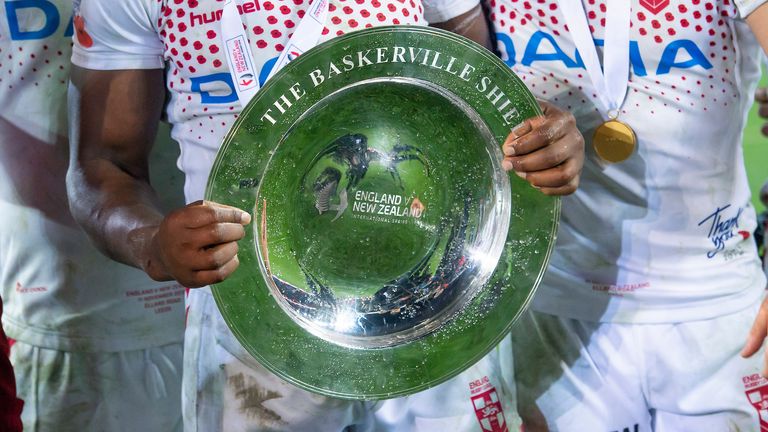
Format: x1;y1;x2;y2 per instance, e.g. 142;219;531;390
71;0;165;70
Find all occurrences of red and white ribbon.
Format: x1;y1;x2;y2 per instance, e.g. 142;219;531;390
221;0;329;107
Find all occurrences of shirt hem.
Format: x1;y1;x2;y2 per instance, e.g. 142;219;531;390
531;281;766;324
1;315;183;353
423;0;479;23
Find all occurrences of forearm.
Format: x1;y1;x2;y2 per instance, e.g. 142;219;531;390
67;66;170;279
747;4;768;54
66;158;169;278
430;5;493;50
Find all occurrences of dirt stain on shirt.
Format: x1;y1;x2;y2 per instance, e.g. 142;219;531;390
227;372;284;424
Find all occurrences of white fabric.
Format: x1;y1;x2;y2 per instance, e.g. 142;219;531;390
220;0;329;107
736;0;768;16
0;0;185;352
218;0;329;107
183;290;521;432
509;305;767;431
265;0;329;81
559;0;631;117
69;0;164;70
375;335;522;432
422;0;480;23
10;340;183;432
220;0;261;106
490;0;767;323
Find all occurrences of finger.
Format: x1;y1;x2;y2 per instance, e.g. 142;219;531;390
176;275;208;289
524;154;583;189
538;100;553;115
193;255;241;285
537;179;580;196
741;323;764;359
502;117;548;155
505;121;555;157
190;241;240;271
756;87;768;103
741;300;768;358
183;202;251;228
190;222;246;246
507;114;575;157
504;140;573;174
762;123;768;138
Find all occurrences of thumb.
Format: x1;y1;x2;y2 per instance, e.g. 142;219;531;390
741;299;768;358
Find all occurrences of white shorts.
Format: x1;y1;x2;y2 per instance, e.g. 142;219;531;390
183;290;522;432
509;303;768;432
9;340;183;432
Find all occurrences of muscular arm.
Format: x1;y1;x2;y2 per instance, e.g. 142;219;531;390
429;5;493;50
747;5;768;51
67;66;250;287
67;66;167;274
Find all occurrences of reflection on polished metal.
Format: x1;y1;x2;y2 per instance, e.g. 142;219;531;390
206;26;560;399
593;119;637;163
262;78;510;349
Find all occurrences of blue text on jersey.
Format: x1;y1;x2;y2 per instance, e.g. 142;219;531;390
496;30;713;77
5;0;72;40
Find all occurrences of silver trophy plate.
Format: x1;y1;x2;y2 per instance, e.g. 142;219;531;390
205;26;559;399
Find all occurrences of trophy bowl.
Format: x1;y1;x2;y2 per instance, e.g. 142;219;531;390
205;26;559;399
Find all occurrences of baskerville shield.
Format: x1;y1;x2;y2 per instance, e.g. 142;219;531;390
205;26;559;400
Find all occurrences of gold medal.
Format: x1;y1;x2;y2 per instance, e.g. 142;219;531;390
592;119;637;163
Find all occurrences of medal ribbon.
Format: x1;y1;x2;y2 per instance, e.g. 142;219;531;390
221;0;329;107
560;0;632;119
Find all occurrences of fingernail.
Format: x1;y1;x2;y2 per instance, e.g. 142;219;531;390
515;171;527;180
501;160;514;171
241;212;252;224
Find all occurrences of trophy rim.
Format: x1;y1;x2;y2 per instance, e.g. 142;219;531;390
205;25;560;400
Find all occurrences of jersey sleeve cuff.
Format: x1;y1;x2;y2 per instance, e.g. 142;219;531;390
71;47;164;70
422;0;480;23
735;0;768;18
